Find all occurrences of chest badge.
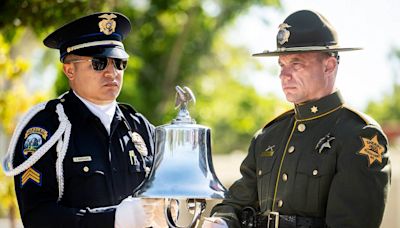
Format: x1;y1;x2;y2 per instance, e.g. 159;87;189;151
261;145;275;157
358;135;385;166
130;132;148;156
315;133;335;154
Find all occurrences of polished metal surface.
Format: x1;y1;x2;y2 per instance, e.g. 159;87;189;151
135;123;227;199
134;86;227;200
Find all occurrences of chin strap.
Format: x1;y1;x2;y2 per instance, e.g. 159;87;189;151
2;101;71;201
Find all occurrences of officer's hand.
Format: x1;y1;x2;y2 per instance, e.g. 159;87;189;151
201;217;228;228
114;197;146;228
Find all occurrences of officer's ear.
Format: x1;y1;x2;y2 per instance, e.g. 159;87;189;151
324;56;337;76
63;63;75;80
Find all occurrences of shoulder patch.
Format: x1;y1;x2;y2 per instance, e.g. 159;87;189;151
23;127;49;158
263;109;294;130
343;105;380;127
357;134;386;167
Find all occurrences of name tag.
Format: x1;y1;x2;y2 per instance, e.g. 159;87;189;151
261;151;274;157
73;156;92;162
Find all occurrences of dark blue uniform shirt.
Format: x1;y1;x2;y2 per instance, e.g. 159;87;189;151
13;91;154;227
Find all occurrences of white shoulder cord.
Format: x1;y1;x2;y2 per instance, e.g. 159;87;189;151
2;102;71;201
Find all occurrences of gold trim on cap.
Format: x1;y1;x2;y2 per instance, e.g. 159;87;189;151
66;40;124;53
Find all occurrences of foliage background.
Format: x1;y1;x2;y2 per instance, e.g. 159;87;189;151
1;0;399;226
0;0;286;224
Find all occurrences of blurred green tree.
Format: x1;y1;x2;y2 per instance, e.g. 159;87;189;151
0;0;291;224
0;1;109;226
1;0;287;154
365;48;400;122
365;48;400;143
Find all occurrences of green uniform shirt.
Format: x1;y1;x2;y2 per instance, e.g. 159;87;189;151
212;91;391;228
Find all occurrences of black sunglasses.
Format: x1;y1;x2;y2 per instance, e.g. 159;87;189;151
66;57;128;71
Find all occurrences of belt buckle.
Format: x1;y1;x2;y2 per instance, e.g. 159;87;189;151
267;211;279;228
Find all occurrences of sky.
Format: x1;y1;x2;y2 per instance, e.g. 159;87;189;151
226;0;400;111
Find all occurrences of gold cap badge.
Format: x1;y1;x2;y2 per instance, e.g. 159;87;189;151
277;23;291;45
98;13;117;35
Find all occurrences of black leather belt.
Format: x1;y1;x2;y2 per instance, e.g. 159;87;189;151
258;212;326;228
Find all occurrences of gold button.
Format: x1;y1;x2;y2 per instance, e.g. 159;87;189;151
297;123;306;132
282;173;288;181
312;169;318;176
83;166;89;172
60;98;65;102
258;170;262;176
288;146;295;153
277;200;284;207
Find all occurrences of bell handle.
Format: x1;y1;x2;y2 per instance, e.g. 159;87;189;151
165;198;206;228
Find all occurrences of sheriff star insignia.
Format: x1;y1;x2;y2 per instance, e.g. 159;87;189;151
358;135;385;166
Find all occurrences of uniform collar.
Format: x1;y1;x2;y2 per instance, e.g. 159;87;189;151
61;90;110;124
294;91;344;121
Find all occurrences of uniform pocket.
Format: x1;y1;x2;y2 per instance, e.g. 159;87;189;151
63;161;109;207
257;155;276;211
291;159;335;215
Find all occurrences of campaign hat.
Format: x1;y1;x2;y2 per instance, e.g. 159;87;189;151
253;10;361;57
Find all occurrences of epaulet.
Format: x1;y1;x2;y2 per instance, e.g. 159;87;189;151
118;103;148;125
263;109;294;129
118;103;138;114
253;109;294;139
343;105;380;127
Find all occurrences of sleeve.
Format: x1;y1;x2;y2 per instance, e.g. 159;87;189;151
12;108;116;228
325;125;391;228
211;137;259;228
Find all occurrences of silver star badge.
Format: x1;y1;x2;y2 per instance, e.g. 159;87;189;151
315;133;335;154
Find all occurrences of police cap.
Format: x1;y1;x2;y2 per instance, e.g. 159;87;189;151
43;12;131;62
253;10;361;57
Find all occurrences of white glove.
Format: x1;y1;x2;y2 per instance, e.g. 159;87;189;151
202;217;228;228
114;197;146;228
142;198;179;228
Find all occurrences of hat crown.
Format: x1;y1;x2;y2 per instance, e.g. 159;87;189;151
276;10;338;49
43;12;131;61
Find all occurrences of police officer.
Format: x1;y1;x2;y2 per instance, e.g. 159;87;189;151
2;12;160;227
202;10;391;228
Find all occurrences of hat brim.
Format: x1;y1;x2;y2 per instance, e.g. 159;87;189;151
252;46;362;57
66;46;129;60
